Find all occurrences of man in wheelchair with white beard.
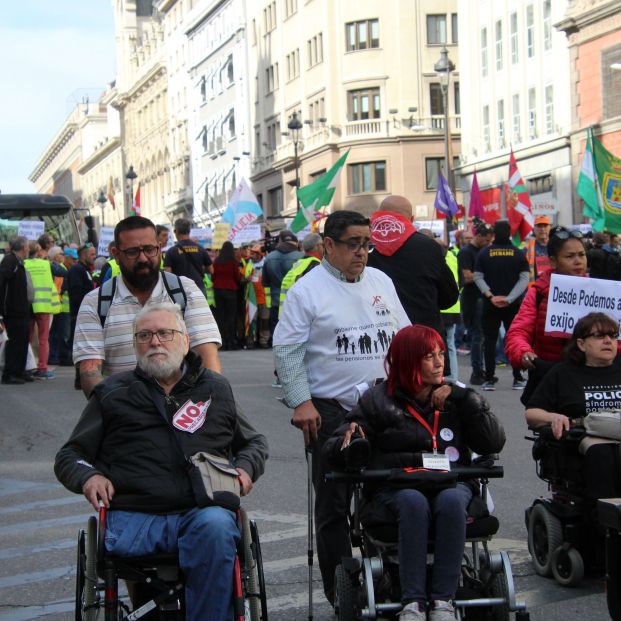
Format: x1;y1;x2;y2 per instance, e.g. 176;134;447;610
55;301;268;621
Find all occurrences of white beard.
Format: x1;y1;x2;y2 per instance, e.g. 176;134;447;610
137;346;185;381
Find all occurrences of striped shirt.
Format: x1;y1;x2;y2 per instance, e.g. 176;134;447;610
73;274;221;375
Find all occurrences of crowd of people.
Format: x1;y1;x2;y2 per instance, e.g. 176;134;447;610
1;200;621;620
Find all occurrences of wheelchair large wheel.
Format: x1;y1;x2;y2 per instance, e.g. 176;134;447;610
551;545;584;587
528;503;563;577
249;520;268;621
240;509;261;620
334;564;357;621
76;516;99;621
488;571;511;621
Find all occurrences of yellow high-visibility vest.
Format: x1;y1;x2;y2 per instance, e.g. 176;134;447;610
441;251;460;315
24;258;60;314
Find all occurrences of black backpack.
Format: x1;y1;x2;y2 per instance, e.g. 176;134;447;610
97;271;187;327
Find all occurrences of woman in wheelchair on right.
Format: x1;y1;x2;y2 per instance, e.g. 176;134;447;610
525;311;621;501
325;324;506;621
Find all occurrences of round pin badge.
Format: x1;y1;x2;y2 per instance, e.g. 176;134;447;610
445;446;460;462
440;427;454;442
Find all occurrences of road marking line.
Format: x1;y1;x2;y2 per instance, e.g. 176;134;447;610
266;587;328;612
263;555;308;572
260;526;307;543
248;510;306;525
0;565;73;589
0;539;74;560
0;514;92;537
0;495;85;515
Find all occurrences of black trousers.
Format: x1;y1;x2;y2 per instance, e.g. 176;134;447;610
481;301;521;381
214;289;238;348
310;397;352;604
2;314;29;380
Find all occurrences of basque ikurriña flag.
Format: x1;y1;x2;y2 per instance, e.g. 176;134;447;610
506;150;534;241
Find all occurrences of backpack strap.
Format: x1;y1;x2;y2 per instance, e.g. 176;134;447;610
161;271;187;313
97;276;117;327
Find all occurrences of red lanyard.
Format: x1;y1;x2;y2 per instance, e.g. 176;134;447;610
406;405;440;453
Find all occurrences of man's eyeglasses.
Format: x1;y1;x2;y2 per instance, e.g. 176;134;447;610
119;245;160;259
134;328;184;344
583;331;619;340
550;227;583;240
332;238;375;253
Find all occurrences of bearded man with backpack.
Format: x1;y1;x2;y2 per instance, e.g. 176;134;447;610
73;216;221;398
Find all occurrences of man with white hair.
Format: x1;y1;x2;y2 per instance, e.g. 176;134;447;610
55;302;268;621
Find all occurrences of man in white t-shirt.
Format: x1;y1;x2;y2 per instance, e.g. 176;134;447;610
74;216;221;397
273;210;410;605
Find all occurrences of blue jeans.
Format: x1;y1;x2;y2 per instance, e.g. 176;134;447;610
444;324;458;383
49;312;71;364
105;507;240;621
375;484;472;604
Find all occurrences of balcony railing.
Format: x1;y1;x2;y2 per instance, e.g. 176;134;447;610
251;116;461;175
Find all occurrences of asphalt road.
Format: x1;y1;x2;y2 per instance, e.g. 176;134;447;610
0;350;611;620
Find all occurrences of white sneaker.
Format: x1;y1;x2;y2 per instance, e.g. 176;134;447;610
399;601;426;621
429;600;456;620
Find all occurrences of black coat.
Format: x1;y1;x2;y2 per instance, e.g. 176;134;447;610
367;232;458;334
0;252;29;317
54;351;269;513
324;382;505;486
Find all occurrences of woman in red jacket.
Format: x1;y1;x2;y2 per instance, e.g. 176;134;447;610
505;227;587;400
212;241;241;350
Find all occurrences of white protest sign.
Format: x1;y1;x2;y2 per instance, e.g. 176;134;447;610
414;220;444;238
531;192;558;217
230;223;262;245
18;220;45;240
97;227;115;256
545;273;621;337
190;227;213;242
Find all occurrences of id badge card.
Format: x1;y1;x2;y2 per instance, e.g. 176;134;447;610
422;452;451;471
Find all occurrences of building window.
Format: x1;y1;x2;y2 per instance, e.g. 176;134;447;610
483;105;490;150
527;174;553;195
349;161;386;194
286;48;300;81
307;32;324;67
543;0;552;51
308;93;325;123
310;169;327;181
454;82;460;115
528;87;537;139
266;120;278;150
510;12;518;64
268;186;282;216
603;44;621;120
265;63;279;94
263;1;276;34
430;83;445;115
284;0;297;18
348;88;380;121
495;20;503;71
228;109;235;139
200;76;206;102
512;93;521;141
451;13;458;43
497;99;505;147
425;156;461;190
427;14;447;45
345;19;379;51
526;4;535;58
226;55;234;85
545;85;554;134
481;27;488;77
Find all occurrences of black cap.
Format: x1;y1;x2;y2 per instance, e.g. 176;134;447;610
279;229;298;244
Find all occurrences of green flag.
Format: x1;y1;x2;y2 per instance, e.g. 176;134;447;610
291;150;350;233
578;128;621;233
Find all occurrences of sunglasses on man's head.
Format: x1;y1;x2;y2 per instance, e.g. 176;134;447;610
550;227;583;240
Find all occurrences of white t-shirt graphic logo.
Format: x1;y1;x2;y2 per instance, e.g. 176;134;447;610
172;398;212;433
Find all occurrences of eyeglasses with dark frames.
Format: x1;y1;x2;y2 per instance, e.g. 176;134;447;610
119;245;160;259
583;331;619;340
331;238;375;253
134;328;184;344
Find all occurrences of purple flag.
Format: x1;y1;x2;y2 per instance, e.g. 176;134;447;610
434;173;459;217
469;172;484;218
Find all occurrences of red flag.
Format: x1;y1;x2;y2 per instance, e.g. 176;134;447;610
469;172;484;218
130;183;141;216
507;151;533;241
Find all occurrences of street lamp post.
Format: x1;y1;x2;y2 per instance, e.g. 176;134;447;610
288;111;303;211
125;165;137;215
434;47;456;193
97;190;108;228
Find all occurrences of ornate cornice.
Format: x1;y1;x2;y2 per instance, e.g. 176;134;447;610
77;137;122;175
29;123;78;183
113;63;167;110
556;0;620;34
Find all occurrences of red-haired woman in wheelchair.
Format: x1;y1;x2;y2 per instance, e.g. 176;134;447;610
325;325;505;621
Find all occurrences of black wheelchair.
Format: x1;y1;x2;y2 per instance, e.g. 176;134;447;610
524;426;602;587
75;505;268;621
327;462;530;620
